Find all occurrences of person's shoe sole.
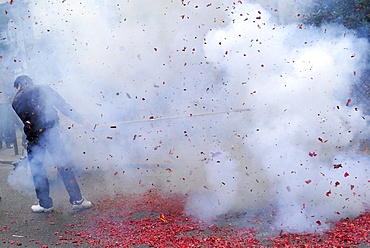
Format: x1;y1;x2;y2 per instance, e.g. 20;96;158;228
31;204;54;213
72;201;92;211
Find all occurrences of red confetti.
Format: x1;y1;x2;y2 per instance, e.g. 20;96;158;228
318;137;328;143
350;185;355;190
114;171;118;176
305;179;312;184
5;189;370;247
346;99;351;106
344;172;350;177
326;190;332;196
333;164;342;169
309;152;317;157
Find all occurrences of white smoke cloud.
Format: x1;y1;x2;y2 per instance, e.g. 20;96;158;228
195;2;370;232
7;0;370;234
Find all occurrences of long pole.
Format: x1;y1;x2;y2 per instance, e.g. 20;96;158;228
94;108;252;129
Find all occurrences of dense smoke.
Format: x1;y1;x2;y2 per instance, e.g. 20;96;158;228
6;0;370;233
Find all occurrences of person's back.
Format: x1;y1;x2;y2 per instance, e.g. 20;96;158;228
12;75;92;213
12;84;59;141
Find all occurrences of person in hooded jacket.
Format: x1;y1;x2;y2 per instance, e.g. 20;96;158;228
12;75;92;213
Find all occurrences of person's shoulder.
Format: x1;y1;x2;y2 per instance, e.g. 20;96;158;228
19;84;49;96
21;84;38;93
38;84;56;93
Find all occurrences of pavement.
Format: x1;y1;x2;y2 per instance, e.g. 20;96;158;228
0;133;100;247
3;133;370;247
0;131;164;247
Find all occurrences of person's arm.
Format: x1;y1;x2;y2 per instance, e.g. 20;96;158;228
46;86;85;124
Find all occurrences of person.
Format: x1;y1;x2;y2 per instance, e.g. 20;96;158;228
0;79;14;149
12;75;92;213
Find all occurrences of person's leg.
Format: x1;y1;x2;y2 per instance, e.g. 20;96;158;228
27;141;53;208
45;127;83;204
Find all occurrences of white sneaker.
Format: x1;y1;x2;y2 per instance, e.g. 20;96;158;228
72;198;92;211
31;204;54;213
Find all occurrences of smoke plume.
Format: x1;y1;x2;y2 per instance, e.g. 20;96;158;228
6;0;370;233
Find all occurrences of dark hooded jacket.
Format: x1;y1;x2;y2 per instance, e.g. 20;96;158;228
12;84;84;141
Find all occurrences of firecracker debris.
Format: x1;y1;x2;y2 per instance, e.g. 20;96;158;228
2;144;370;247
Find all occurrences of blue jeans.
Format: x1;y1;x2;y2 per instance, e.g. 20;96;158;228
27;125;82;208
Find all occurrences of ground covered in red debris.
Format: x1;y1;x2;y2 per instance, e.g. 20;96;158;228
45;189;370;247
